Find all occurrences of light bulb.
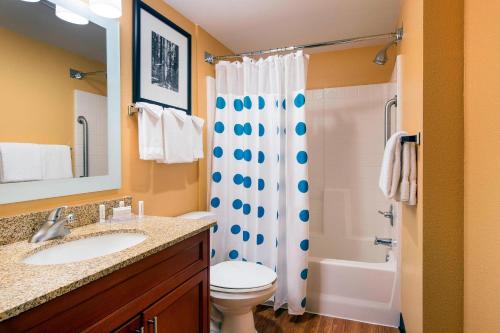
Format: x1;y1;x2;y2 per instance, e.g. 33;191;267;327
55;5;89;25
89;0;122;19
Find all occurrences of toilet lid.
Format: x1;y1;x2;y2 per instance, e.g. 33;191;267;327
210;261;277;290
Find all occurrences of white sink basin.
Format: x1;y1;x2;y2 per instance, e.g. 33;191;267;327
22;232;148;265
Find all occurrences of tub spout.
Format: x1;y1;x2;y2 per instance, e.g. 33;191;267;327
374;237;397;247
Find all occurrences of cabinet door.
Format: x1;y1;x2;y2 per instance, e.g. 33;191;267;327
143;270;208;333
112;315;143;333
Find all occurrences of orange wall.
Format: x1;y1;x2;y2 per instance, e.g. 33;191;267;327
422;0;464;331
307;45;395;89
464;0;500;331
0;0;230;217
399;0;424;331
400;0;464;332
0;28;106;146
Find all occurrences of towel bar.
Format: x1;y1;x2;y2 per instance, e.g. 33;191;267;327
128;105;141;116
400;133;421;145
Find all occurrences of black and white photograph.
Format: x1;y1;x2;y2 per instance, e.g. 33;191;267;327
151;31;179;92
133;0;191;114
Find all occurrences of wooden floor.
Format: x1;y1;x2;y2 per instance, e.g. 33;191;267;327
254;305;399;333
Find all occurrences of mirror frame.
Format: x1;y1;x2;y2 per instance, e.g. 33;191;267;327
0;0;121;204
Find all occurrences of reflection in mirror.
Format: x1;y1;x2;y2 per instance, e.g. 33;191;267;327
0;0;108;183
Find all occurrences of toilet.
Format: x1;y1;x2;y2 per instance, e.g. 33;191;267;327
178;211;277;333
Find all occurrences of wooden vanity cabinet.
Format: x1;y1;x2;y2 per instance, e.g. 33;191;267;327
0;231;210;333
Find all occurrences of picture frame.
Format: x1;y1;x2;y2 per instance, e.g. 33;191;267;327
133;0;191;114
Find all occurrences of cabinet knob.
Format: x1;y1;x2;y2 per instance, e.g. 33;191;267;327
135;327;144;333
147;316;158;333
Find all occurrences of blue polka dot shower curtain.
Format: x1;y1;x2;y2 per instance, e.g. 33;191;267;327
209;51;310;315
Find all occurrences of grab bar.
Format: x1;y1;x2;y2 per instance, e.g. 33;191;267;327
77;115;89;177
384;95;397;147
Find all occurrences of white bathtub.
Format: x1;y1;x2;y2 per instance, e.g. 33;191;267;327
306;251;400;327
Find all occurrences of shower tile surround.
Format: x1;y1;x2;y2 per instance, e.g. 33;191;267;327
74;90;109;177
0;197;132;246
306;83;397;261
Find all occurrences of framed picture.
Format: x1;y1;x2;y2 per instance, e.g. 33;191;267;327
133;0;191;114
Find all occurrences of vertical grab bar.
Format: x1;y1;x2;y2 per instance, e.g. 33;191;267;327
77;116;89;177
384;95;398;147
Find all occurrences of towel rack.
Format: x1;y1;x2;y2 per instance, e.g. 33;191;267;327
400;133;421;145
128;105;141;116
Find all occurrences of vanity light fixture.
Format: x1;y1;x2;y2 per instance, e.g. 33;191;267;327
20;0;41;2
55;4;89;25
89;0;122;19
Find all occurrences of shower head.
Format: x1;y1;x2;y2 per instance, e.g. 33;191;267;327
373;42;395;65
373;27;403;65
69;68;107;80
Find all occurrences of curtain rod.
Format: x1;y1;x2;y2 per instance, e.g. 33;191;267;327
204;28;403;64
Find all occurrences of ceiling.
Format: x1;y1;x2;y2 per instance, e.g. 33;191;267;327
0;0;106;63
163;0;401;55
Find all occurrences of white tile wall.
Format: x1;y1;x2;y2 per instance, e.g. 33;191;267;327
74;90;108;177
307;83;397;262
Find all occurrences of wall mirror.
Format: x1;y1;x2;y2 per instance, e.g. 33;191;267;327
0;0;120;204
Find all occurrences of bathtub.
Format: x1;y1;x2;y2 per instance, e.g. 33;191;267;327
306;250;400;327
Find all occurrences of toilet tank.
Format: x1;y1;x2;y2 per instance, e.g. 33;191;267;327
178;211;216;220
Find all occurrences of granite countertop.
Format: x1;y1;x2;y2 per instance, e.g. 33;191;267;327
0;216;215;322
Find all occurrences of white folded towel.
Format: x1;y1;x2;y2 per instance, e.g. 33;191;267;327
157;108;195;164
379;131;407;199
400;142;411;202
0;143;43;183
136;102;165;160
408;142;417;205
191;115;205;160
40;144;73;180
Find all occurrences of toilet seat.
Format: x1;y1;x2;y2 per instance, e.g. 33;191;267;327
210;261;277;293
210;283;273;293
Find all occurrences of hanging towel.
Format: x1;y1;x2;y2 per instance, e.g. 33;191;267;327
400;142;411;202
40;144;73;180
0;143;43;183
408;142;417;205
379;131;407;199
157;108;195;164
136;102;164;160
191;115;205;160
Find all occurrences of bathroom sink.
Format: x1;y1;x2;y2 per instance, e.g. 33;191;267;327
22;232;148;265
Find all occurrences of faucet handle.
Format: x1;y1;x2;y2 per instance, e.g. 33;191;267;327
378;210;391;217
47;206;68;222
66;214;76;224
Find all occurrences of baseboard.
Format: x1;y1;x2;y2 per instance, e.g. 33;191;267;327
399;313;406;333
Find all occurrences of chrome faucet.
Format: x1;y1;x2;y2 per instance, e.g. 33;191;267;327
378;204;394;226
30;206;75;243
374;237;397;247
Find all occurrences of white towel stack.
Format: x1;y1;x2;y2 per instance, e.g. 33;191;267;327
0;143;73;183
135;103;205;164
191;115;205;160
0;143;43;183
40;144;73;180
136;102;164;160
378;132;417;205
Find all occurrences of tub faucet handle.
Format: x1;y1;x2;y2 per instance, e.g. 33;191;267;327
377;204;394;226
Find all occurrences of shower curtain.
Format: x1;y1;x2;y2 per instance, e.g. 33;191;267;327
209;51;310;314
